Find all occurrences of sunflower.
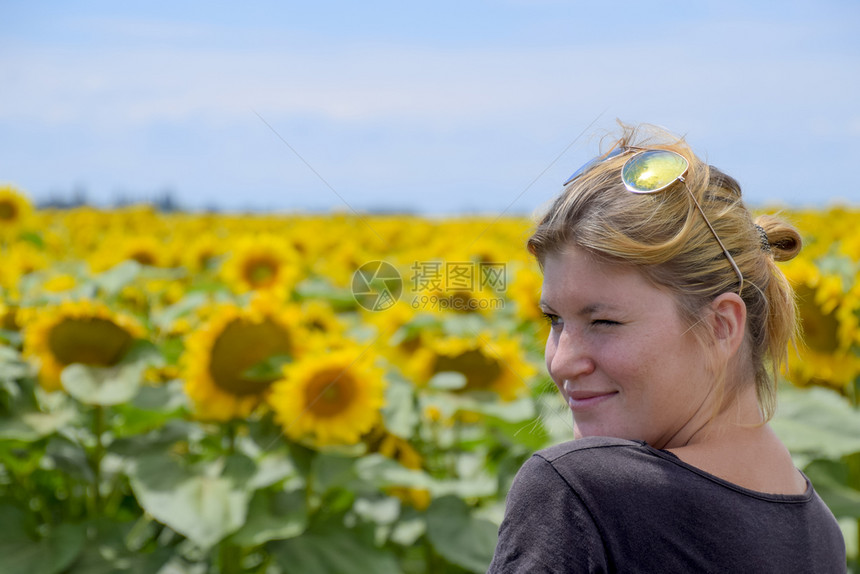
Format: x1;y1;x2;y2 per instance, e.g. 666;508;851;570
368;429;431;510
88;233;168;272
182;294;305;421
120;235;167;267
424;286;501;315
408;333;535;401
311;241;371;288
0;184;33;233
0;244;48;299
508;265;544;323
21;300;146;392
41;273;78;293
220;234;302;296
783;259;860;392
268;345;387;447
181;232;226;272
298;300;347;349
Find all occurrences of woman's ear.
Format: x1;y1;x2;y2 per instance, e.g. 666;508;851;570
709;293;747;357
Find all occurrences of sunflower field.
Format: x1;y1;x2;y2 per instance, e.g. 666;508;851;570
0;183;858;573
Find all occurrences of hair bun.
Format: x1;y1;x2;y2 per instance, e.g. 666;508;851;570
755;214;802;262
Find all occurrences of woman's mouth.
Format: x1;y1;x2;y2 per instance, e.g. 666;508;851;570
566;390;618;411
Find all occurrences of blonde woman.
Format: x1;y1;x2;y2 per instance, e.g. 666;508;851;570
488;125;846;572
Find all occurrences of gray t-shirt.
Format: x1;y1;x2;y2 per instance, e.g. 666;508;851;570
488;437;846;573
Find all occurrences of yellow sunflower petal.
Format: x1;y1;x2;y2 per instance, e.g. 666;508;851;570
268;346;387;447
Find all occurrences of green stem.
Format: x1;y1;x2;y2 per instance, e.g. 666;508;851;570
219;540;242;574
305;463;317;518
92;405;106;517
424;535;438;574
852;377;860;409
225;420;238;456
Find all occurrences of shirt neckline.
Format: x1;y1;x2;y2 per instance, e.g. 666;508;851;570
634;440;815;503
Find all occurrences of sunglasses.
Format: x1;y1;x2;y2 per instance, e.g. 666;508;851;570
564;147;745;293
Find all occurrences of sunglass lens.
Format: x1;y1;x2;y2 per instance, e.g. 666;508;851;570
563;147;627;186
621;150;689;193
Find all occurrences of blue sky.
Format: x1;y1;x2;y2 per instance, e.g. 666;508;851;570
1;1;859;214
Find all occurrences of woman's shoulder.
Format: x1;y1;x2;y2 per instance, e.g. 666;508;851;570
536;435;647;462
535;436;663;474
526;436;680;497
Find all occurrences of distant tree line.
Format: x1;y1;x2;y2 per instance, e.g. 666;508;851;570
36;188;205;213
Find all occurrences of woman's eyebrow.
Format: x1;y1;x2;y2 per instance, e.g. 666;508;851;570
577;303;618;315
539;301;623;317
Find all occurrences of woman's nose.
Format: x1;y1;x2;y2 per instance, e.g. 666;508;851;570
548;328;595;382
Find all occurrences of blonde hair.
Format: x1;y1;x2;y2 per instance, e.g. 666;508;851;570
528;124;801;421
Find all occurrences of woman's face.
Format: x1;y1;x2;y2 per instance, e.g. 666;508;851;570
540;246;714;449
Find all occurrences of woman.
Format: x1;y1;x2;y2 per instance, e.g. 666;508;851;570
488;125;846;572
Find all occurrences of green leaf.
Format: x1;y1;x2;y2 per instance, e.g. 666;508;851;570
60;340;162;406
109;419;201;460
355;454;434;490
151;291;209;332
0;504;85;574
228;488;308;546
127;453;254;549
381;373;418;438
158;337;184;366
46;435;93;482
93;261;142;296
64;544;173;574
0;406;77;441
354;454;497;499
803;458;860;519
771;385;860;464
0;347;32;382
241;353;293;382
17;230;45;249
61;518;173;574
270;522;400;574
120;339;164;367
313;453;363;493
112;380;189;437
61;363;144;406
441;314;488;337
0;439;46;476
294;278;357;311
353;495;400;525
245;450;300;491
456;395;536;422
0;328;22;347
426;495;498;573
428;371;467;390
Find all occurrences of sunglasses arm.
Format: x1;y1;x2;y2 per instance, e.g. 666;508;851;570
679;178;745;294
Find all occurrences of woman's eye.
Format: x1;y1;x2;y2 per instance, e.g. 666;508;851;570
591;319;619;327
541;312;561;327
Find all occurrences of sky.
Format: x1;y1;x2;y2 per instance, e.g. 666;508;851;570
1;0;859;215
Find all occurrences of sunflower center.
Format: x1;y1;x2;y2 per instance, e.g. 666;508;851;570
197;251;216;269
449;290;478;313
209;318;293;396
243;257;280;288
48;318;135;367
433;349;502;391
130;250;157;266
796;286;840;353
0;200;19;221
304;367;357;417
